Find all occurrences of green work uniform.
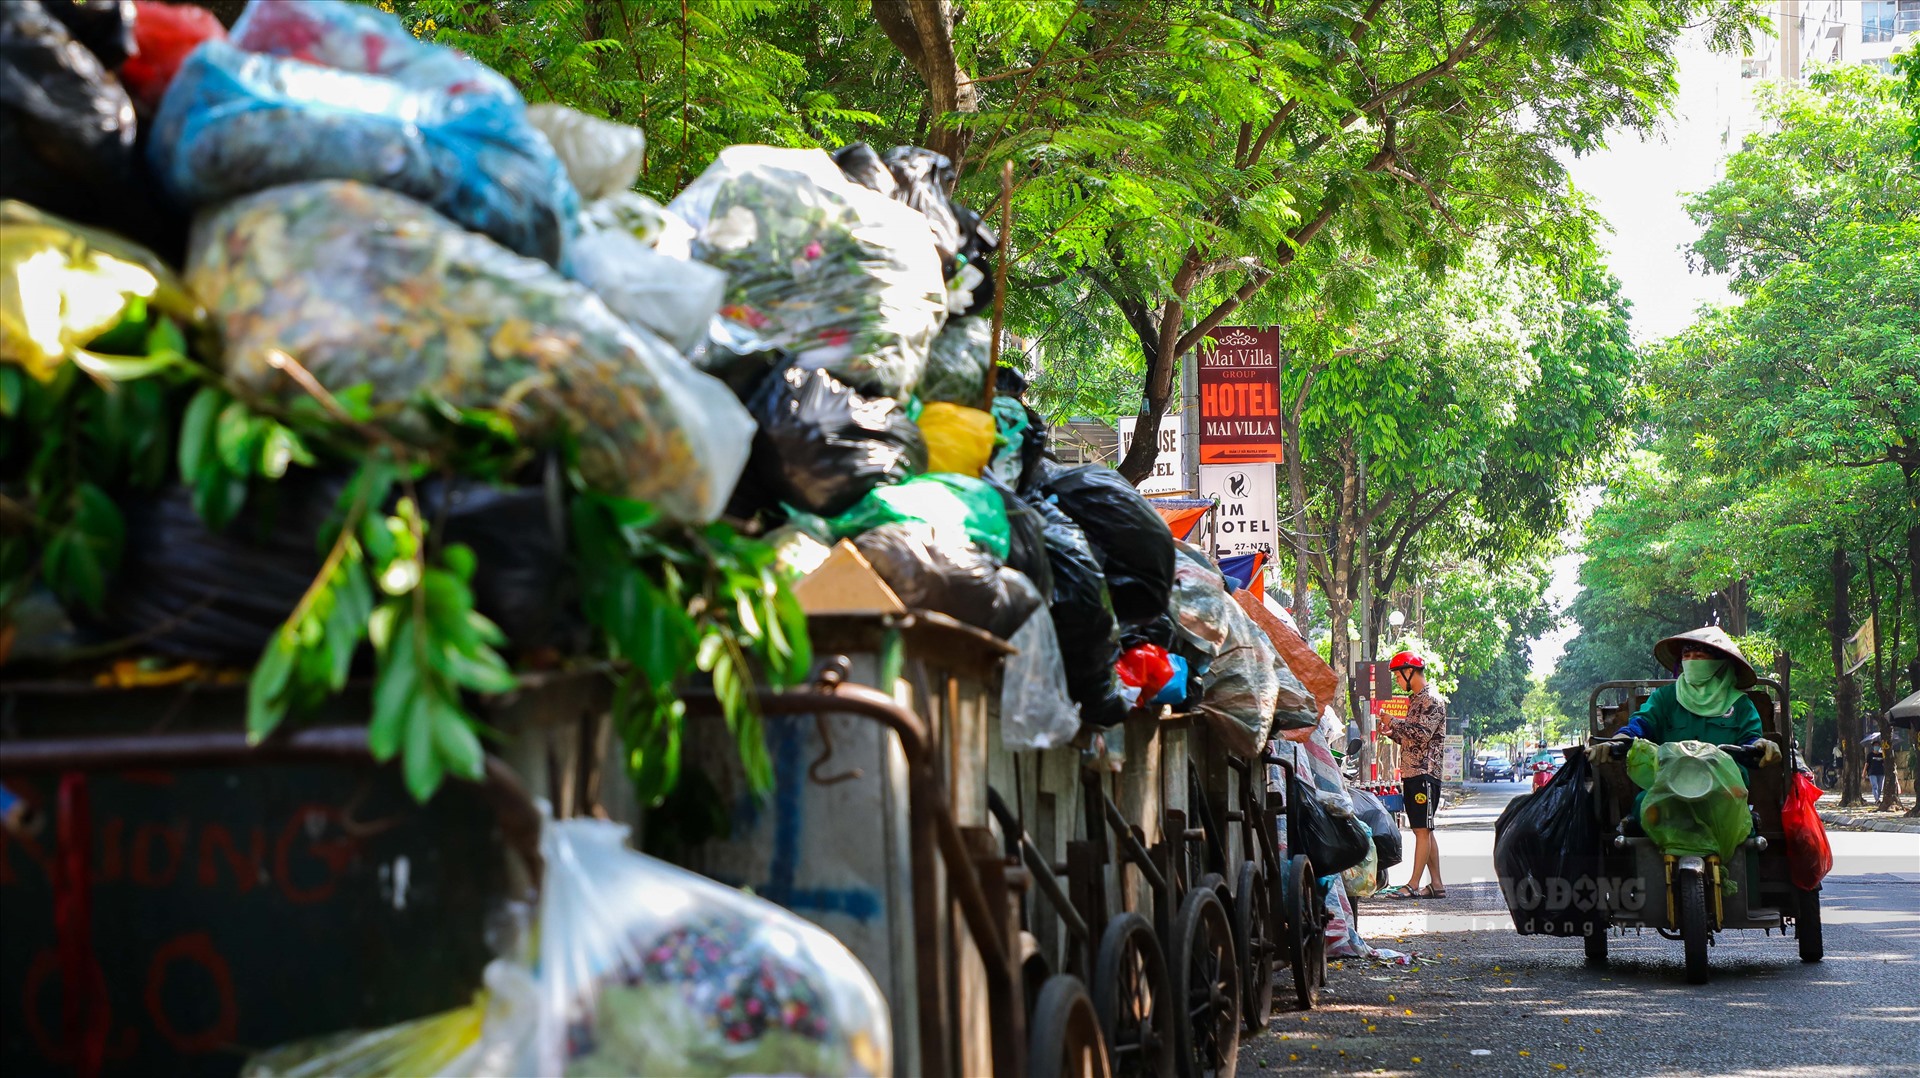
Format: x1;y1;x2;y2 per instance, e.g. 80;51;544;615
1624;683;1763;747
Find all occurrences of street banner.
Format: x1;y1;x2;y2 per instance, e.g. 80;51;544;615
1197;326;1284;464
1152;500;1212;541
1843;616;1875;675
1117;414;1186;495
1199;462;1278;559
1443;734;1466;783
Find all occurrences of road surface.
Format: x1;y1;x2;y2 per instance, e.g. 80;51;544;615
1244;780;1920;1077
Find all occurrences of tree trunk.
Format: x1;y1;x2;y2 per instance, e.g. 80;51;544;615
1279;353;1312;633
1830;546;1865;807
871;0;978;165
1864;553;1906;810
1723;578;1749;636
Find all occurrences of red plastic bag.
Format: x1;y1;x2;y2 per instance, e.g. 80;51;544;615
1782;769;1833;890
120;1;225;109
1115;644;1175;700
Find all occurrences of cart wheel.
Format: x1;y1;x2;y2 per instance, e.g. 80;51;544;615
1233;861;1275;1033
1093;912;1175;1078
1200;871;1231;909
1030;975;1113;1078
1171;885;1240;1078
1796;887;1824;963
1582;926;1608;966
1677;871;1710;984
1307;875;1329;989
1279;854;1318;1010
1022;933;1055;1013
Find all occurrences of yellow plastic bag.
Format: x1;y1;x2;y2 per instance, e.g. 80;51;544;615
918;401;996;477
0;201;204;382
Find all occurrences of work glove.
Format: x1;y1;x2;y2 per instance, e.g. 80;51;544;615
1749;738;1781;768
1588;738;1630;764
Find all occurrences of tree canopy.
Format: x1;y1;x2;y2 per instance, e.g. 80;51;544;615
1552;65;1917;809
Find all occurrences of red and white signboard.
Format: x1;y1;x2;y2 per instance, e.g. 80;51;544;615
1197;326;1284;465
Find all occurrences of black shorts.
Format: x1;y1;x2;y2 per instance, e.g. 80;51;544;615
1403;774;1441;830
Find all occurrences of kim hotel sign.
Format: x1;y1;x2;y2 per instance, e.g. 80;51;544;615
1197;326;1284;464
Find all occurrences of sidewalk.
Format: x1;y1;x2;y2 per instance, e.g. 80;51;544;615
1816;792;1920;834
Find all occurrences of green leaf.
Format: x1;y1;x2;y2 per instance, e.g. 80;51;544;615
428;694;486;781
178;386;224;482
0;366;22;417
369;618;418;762
402;691;446;802
145;315;187;359
441;543;477;584
258;424;314;479
190;466;247;531
439;647;519;695
215;399;260;474
634;575;699;687
628;697;684;807
247;631;297;742
69;349;178;382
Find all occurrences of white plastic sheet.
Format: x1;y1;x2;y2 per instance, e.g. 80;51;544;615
1000;612;1082;750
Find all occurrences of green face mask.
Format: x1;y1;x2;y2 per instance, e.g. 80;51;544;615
1675;657;1740;716
1681;658;1726;684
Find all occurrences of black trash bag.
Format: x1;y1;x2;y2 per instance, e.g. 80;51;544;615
831;142;897;199
1290;773;1372;876
1492;750;1604;937
44;0;134;68
853;523;1040;639
0;2;142;228
1350;786;1404;869
95;470;579;663
1037;464;1176;627
746;362;928;517
879;146;962;263
983;471;1052;602
1029;496;1127;726
1122;613;1177;651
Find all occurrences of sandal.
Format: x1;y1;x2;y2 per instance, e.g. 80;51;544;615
1416;885;1448;899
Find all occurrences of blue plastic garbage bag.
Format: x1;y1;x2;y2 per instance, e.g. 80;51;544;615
1151;654;1190;705
150;2;576;264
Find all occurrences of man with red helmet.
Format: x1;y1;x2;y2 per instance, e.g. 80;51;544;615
1382;650;1448;898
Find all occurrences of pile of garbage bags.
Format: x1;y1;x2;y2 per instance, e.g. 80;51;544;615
3;0;1379;1066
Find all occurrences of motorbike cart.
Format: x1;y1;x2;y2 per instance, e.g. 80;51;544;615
1585;679;1823;984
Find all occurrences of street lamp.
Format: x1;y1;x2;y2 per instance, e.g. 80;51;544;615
1388;610;1406;630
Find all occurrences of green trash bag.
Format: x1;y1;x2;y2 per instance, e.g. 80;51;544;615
1629;739;1752;870
826;473;1010;559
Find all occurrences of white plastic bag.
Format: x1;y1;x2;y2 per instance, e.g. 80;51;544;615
1324;874;1366;958
527;104;646;202
534;817;891;1077
1000;612;1082;750
669;146;947;397
188;181;752;523
1341;820;1380;899
584;190;697;259
242;957;540;1077
567;228;727;354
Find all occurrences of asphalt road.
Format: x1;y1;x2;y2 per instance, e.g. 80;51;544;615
1244;781;1920;1078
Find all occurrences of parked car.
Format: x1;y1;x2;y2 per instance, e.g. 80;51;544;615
1482;757;1516;782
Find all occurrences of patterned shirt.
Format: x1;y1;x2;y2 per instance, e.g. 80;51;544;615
1386;686;1448;777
